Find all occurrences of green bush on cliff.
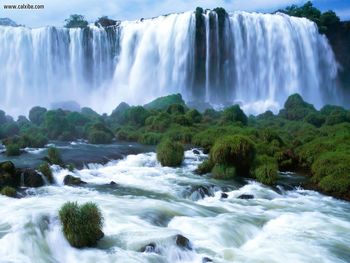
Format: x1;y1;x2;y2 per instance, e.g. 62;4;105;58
64;14;88;28
156;139;184;167
29;106;47;125
59;202;104;248
222;105;247;125
144;94;185;110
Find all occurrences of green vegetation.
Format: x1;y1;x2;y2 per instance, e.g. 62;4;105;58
279;1;340;33
5;143;20;156
1;186;16;197
59;202;104;248
38;162;54;184
156;139;184;167
64;14;88;28
0;92;349;199
47;147;63;165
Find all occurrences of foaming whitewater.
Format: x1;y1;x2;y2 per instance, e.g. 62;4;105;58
0;149;349;263
0;11;339;116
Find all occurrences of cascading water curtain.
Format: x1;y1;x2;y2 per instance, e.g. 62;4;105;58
0;10;339;116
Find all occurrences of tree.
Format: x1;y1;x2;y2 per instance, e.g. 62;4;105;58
64;14;88;28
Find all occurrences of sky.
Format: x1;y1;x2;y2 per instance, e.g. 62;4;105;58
1;0;350;27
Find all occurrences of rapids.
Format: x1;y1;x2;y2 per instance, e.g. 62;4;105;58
0;149;349;263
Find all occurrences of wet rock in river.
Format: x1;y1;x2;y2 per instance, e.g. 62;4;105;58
23;169;45;187
202;257;213;262
237;194;254;199
192;149;200;155
63;175;86;186
221;192;228;199
175;234;192;250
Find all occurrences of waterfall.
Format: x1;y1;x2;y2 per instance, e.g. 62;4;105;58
0;11;339;116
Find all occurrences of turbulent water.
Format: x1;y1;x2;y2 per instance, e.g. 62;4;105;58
0;11;339;116
0;148;349;263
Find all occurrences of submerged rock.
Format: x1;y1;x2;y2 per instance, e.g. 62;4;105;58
109;181;117;185
202;257;213;262
63;175;86;186
23;169;44;187
175;234;192;250
140;242;158;253
237;194;254;200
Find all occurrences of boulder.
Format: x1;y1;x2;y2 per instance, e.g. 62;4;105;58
0;161;20;188
140;242;158;253
23;169;45;187
202;257;213;263
63;175;86;186
175;234;192;250
192;149;200;155
221;192;228;199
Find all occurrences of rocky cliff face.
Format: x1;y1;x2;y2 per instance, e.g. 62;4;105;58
326;21;350;99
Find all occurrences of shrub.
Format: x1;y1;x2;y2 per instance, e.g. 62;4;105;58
29;106;47;125
185;109;202;124
167;104;185;115
212;164;236;179
88;130;113;144
156;139;184;167
319;174;350;194
146;112;171;132
110;102;130;124
5;143;20;156
1;186;16;197
125;106;150;126
195;159;214;175
47;147;63;165
116;126;141;141
304;112;325;127
210;135;255;175
279;93;316;121
64;14;88;28
38;162;54;184
222;105;247;125
311;151;350;182
138;132;162;145
59;202;104;248
253;155;278;185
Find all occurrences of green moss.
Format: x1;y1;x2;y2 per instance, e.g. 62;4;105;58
59;202;104;248
210;135;255;175
156;139;184;167
212;164;236;180
1;186;16;197
38;162;54;184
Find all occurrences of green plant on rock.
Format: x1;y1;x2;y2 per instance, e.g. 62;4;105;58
1;186;16;197
195;159;214;175
38;162;54;184
59;202;104;248
212;164;236;180
47;147;63;165
156;139;184;167
221;105;247;125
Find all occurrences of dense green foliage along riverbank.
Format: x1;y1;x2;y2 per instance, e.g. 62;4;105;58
1;93;349;200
